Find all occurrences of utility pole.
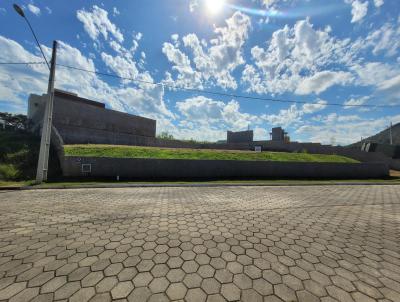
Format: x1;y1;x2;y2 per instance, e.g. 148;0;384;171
389;122;393;145
36;40;57;183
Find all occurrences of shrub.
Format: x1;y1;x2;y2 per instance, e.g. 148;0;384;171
0;164;19;180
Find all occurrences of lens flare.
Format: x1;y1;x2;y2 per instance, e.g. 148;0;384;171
206;0;226;14
226;3;345;19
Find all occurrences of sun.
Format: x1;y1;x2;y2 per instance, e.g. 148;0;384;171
205;0;226;14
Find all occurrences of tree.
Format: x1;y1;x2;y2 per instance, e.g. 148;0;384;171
157;131;174;140
0;112;29;131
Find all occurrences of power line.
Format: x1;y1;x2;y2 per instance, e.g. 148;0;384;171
56;63;400;109
0;62;46;65
1;60;399;109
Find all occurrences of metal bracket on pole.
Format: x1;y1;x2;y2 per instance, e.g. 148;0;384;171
35;40;57;184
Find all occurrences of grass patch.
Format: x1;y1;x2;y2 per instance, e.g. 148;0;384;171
64;144;359;163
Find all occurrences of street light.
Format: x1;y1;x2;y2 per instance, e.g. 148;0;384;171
13;3;57;183
13;4;50;70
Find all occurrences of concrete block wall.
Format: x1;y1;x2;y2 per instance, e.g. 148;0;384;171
62;157;389;179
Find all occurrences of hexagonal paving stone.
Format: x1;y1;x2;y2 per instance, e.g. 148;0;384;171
166;282;187;300
241;289;263;302
166;268;185;283
111;281;134;299
127;287;152;302
133;272;153;287
149;277;170;293
185;288;207;302
184;273;203;288
201;278;221;294
221;283;241;301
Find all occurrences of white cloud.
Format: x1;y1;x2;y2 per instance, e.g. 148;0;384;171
0;35;174;121
189;0;199;12
163;12;251;90
376;74;400;102
162;42;203;89
45;7;52;14
0;36;46;112
176;96;259;130
27;4;41;16
351;62;398;87
296;113;400;145
360;21;400;57
77;5;124;43
243;18;353;95
0;7;6;14
350;0;368;23
296;71;353;95
344;96;369;109
262;99;327;128
373;0;384;7
302;99;328;114
263;105;303;128
113;7;120;16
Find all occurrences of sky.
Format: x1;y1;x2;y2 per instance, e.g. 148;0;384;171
0;0;399;145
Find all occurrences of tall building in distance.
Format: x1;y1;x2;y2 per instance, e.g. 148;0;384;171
270;127;290;143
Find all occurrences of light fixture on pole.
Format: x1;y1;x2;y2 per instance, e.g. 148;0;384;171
13;4;50;70
13;3;57;183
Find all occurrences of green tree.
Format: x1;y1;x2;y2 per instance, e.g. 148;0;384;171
157;131;174;140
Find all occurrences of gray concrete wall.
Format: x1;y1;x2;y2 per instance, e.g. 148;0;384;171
53;94;156;142
227;130;253;144
28;92;156;145
62;157;389;179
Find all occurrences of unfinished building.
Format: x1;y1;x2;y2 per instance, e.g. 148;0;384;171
28;89;156;145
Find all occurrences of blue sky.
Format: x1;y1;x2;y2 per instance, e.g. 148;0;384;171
0;0;399;144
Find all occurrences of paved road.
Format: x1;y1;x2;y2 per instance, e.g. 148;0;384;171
0;185;399;302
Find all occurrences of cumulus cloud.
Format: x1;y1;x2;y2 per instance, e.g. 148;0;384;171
0;36;46;112
163;12;251;90
189;0;198;12
77;5;124;43
373;0;384;7
242;18;353;96
344;96;369;109
376;74;400;102
262;99;327;128
350;0;368;23
297;113;400;145
0;35;173;120
27;4;41;16
302;99;328;114
359;21;400;57
113;7;120;16
176;96;259;130
296;71;353;95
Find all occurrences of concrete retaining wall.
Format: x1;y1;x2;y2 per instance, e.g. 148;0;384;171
62;157;389;179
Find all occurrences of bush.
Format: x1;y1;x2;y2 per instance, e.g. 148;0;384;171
0;164;19;180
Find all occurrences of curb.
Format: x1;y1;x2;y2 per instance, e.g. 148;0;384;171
3;181;398;190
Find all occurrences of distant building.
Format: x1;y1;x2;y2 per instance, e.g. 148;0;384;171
270;127;290;142
227;130;254;144
28;89;156;145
